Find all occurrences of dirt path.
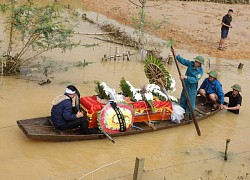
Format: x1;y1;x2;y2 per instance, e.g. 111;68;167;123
82;0;250;60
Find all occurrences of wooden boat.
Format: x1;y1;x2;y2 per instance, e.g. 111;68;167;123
17;96;220;142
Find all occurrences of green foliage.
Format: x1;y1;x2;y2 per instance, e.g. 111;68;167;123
151;15;167;30
81;43;99;48
131;1;167;48
0;0;79;75
0;3;10;13
147;99;155;112
94;81;109;99
164;39;176;48
36;56;67;78
151;90;167;101
132;8;146;46
75;59;94;68
119;77;134;100
144;55;172;90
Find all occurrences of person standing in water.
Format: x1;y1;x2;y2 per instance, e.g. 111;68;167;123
218;9;233;50
171;49;204;113
223;84;242;114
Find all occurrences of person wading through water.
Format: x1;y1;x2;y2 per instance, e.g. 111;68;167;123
223;84;242;114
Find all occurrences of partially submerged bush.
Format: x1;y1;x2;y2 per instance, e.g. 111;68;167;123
0;0;79;75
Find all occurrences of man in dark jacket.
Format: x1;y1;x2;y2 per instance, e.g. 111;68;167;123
51;85;89;134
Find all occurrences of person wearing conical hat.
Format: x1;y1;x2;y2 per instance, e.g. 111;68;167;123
198;70;224;111
223;84;242;114
171;48;204;113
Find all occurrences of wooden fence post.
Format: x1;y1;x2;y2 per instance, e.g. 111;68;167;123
133;157;145;180
238;63;244;69
224;139;231;161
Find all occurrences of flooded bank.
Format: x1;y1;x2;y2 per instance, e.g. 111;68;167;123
0;1;250;180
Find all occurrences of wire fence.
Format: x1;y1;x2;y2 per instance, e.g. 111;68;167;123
177;0;250;4
37;138;250;180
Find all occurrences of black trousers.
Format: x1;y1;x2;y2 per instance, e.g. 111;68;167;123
57;117;89;134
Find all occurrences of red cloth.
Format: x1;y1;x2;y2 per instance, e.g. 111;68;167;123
80;96;103;115
153;100;173;110
80;96;173;115
131;100;173;111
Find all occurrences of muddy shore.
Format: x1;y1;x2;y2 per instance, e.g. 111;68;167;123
82;0;250;60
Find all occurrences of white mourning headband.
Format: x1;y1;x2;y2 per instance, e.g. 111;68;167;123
65;88;76;94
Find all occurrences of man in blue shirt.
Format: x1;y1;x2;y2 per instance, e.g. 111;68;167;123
198;71;224;111
172;49;204;113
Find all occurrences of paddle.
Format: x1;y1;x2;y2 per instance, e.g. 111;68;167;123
171;46;201;136
101;130;115;144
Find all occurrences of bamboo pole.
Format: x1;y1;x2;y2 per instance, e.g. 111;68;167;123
171;46;201;136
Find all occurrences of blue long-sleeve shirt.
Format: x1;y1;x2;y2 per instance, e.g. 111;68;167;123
176;55;204;91
199;78;224;104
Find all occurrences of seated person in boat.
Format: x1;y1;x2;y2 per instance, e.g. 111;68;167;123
223;84;242;114
171;48;204;112
51;85;89;134
198;71;224;111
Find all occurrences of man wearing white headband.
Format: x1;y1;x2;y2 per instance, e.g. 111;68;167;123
50;85;89;134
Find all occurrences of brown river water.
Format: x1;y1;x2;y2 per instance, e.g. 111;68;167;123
0;1;250;179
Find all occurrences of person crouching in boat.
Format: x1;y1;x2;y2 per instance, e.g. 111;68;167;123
198;71;224;111
171;49;204;115
51;85;89;134
223;84;242;114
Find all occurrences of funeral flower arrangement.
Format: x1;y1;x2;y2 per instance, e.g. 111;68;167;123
103;105;133;131
94;75;177;112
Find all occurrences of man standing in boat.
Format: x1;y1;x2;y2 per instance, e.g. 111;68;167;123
218;9;233;50
198;71;224;111
223;84;242;114
51;85;89;134
171;49;204;114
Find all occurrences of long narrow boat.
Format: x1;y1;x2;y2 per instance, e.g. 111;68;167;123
17;96;220;142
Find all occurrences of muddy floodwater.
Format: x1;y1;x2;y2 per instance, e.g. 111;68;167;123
1;1;250;180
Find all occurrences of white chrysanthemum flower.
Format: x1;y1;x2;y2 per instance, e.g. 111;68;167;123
153;89;168;100
134;93;142;101
146;84;160;92
115;94;124;102
144;92;154;101
126;81;137;94
100;82;117;100
168;95;178;102
168;75;176;93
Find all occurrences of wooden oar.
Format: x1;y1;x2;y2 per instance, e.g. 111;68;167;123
102;130;115;144
171;46;201;136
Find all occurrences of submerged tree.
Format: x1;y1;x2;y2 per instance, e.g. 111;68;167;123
130;0;167;50
0;0;79;75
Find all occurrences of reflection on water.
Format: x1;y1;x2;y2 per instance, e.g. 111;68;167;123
0;1;250;179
